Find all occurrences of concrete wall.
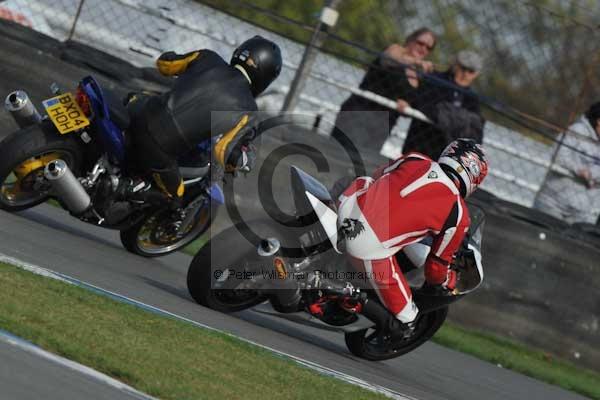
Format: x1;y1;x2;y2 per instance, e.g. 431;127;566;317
450;208;600;370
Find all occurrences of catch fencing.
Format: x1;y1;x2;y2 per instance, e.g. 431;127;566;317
2;0;600;222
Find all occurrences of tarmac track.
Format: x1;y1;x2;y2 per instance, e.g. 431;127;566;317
0;21;590;400
0;336;153;400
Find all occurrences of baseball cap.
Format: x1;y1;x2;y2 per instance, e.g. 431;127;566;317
456;50;483;71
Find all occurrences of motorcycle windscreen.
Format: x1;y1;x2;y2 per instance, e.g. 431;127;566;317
454;217;485;294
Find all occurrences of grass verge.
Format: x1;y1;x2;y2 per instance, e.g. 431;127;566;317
2;261;599;399
182;235;208;256
0;262;386;400
46;198;61;208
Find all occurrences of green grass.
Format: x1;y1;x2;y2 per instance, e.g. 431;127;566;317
433;324;600;399
182;234;209;256
2;260;599;400
46;198;61;208
0;263;386;400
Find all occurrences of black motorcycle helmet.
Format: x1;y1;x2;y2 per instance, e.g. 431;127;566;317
231;35;282;96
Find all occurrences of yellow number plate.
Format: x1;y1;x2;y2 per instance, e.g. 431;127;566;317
43;92;90;134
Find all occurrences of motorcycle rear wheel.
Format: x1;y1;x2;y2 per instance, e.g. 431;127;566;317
186;221;291;312
0;122;83;211
344;306;448;361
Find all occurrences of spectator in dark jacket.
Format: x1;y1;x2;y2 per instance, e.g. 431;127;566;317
331;27;437;152
400;50;485;159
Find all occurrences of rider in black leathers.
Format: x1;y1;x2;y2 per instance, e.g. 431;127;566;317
121;36;282;206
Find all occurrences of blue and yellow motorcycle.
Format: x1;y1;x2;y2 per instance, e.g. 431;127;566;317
0;75;223;257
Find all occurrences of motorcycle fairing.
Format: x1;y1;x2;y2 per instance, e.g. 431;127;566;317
289;166;340;252
290;166;334;218
305;191;341;253
208;183;224;205
80;76;126;163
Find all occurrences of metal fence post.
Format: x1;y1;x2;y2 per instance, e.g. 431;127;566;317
67;0;86;42
281;0;342;112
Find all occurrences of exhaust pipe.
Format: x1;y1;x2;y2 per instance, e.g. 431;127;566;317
4;90;42;128
44;160;91;215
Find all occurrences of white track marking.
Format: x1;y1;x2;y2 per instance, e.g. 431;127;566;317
0;328;158;400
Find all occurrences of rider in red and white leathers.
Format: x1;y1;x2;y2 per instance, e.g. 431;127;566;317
337;139;488;324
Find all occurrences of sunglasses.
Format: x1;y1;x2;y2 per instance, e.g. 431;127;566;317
413;39;434;52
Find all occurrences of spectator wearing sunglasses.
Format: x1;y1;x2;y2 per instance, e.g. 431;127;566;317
332;27;437;152
400;50;485;159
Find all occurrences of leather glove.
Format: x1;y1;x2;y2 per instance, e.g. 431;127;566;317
441;269;457;291
225;143;256;174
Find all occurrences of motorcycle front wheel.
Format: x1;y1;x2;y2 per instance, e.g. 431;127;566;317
119;193;217;257
0;121;83;212
344;306;448;361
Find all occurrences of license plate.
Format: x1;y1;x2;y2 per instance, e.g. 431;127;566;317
43;92;90;134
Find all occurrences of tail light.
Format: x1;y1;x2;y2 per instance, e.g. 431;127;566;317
75;86;91;117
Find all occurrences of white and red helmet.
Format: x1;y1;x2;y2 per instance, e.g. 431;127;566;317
438;139;488;198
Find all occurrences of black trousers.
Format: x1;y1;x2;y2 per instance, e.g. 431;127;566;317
126;95;183;198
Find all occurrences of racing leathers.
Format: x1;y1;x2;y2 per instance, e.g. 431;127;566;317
126;49;258;202
337;152;470;323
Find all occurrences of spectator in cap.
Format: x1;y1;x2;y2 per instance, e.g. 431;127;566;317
331;27;437;153
399;49;485;159
454;50;482;87
534;101;600;225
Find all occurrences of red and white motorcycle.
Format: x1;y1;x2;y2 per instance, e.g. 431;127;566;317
187;166;484;361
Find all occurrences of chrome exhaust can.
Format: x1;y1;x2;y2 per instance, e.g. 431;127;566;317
44;159;91;214
4;90;42;128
